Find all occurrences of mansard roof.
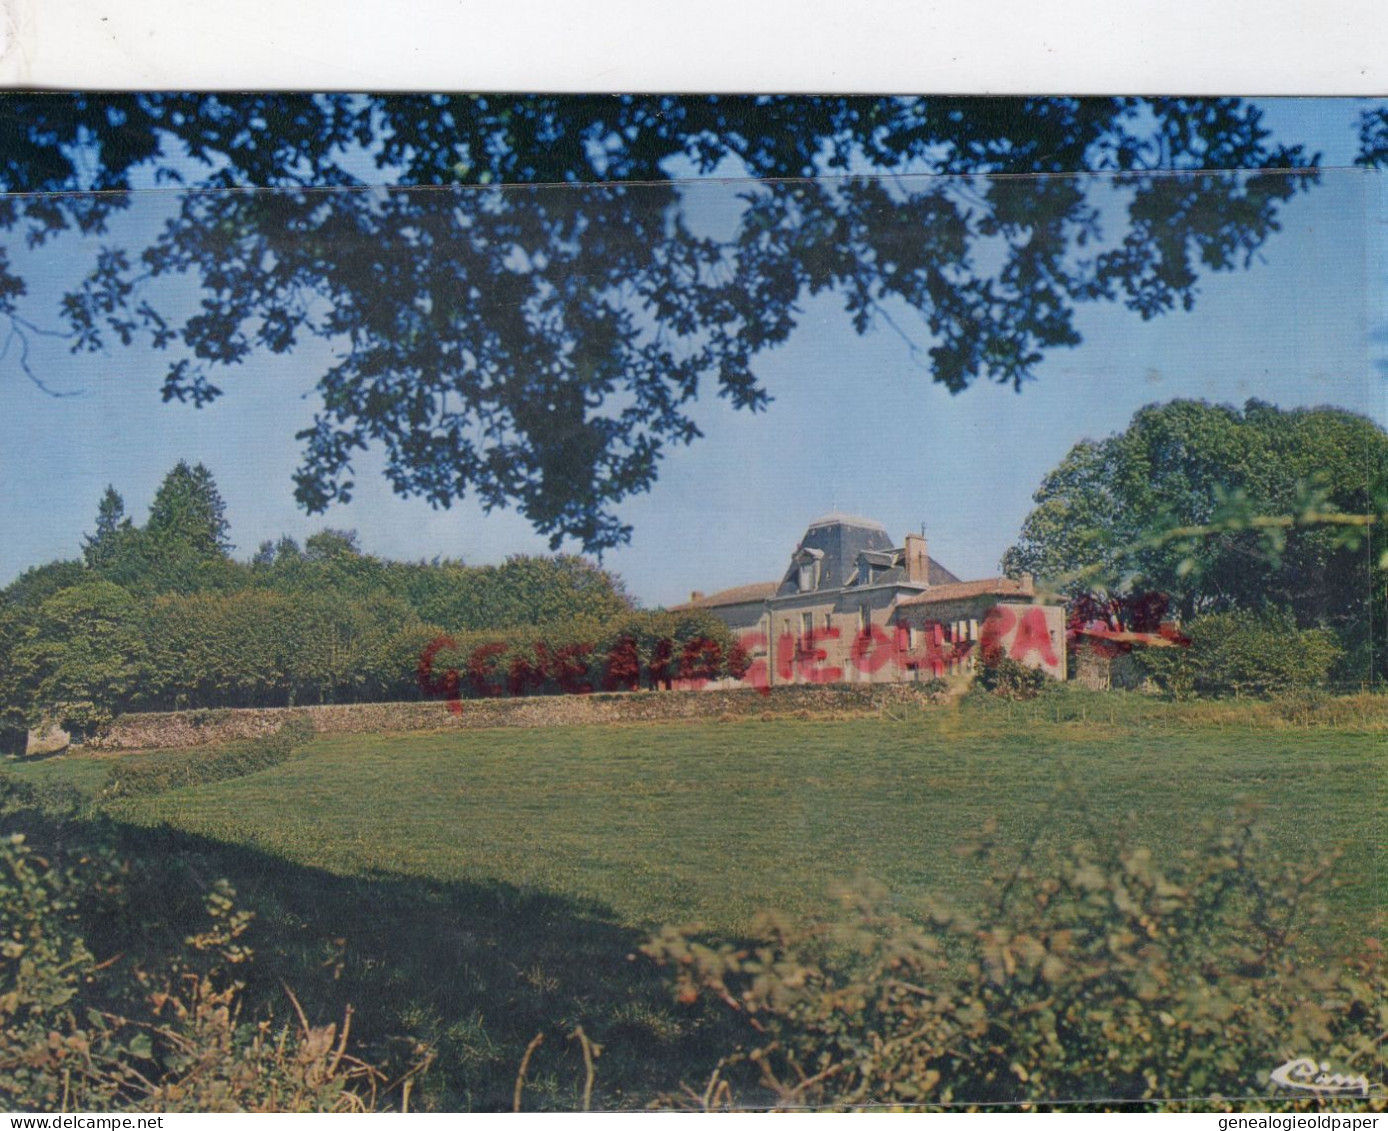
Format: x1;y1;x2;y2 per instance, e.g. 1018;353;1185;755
672;515;968;612
777;514;895;596
806;511;887;532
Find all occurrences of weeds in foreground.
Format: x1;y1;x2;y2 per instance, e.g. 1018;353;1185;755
0;831;430;1112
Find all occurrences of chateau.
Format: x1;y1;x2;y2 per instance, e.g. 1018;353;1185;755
674;513;1066;686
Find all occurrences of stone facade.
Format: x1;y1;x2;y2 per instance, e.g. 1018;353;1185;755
674;513;1066;686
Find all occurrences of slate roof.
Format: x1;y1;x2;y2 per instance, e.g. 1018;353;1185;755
672;517;976;612
777;514;895;596
806;511;887;531
926;558;963;586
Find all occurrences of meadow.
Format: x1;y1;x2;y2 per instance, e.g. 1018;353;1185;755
4;692;1384;1110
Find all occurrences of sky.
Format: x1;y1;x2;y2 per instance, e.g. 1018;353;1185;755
0;97;1385;607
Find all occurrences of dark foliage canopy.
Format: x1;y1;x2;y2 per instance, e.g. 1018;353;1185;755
0;95;1335;550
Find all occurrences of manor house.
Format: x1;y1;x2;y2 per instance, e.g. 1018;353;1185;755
674;513;1066;686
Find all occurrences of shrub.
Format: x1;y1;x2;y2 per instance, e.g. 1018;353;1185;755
976;657;1047;700
1140;610;1342;699
0;775;88;819
99;717;317;802
919;678;950;701
643;816;1387;1111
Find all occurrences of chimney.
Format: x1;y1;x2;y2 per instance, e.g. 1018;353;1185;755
904;532;929;584
690;590;705;603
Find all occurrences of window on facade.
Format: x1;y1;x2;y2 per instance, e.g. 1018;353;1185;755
801;611;814;640
860;604;871;633
824;612;833;632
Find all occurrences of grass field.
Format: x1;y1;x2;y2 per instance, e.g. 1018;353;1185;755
79;708;1387;935
4;695;1384;1109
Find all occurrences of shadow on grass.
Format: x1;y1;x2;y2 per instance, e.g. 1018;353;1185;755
14;805;731;1112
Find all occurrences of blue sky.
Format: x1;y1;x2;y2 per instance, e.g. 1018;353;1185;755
0;98;1384;607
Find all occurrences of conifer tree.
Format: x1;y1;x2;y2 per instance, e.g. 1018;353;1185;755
81;485;131;570
145;462;232;559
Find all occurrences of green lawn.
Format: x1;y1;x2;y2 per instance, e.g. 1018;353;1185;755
5;702;1383;1110
28;707;1381;941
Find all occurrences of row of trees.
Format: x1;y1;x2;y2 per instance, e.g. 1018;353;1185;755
1006;400;1388;686
0;462;675;748
60;462;634;624
0;577;742;745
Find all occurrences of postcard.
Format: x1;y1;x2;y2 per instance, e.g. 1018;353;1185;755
0;94;1382;1114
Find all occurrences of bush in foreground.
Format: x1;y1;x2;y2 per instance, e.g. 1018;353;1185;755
644;815;1387;1111
976;657;1048;700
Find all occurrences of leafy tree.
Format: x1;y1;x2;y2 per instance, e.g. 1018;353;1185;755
250;535;304;575
303;528;361;562
15;579;148;736
0;560;89;611
248;529;393;611
87;464;244;596
1003;399;1388;678
0;606;31;754
1;94;1328;551
389;553;632;630
0;562;94;746
467;556;632;629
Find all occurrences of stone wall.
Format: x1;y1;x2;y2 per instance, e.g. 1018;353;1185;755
84;683;926;751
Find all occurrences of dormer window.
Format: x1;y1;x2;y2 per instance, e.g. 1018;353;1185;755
792;547;824;593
